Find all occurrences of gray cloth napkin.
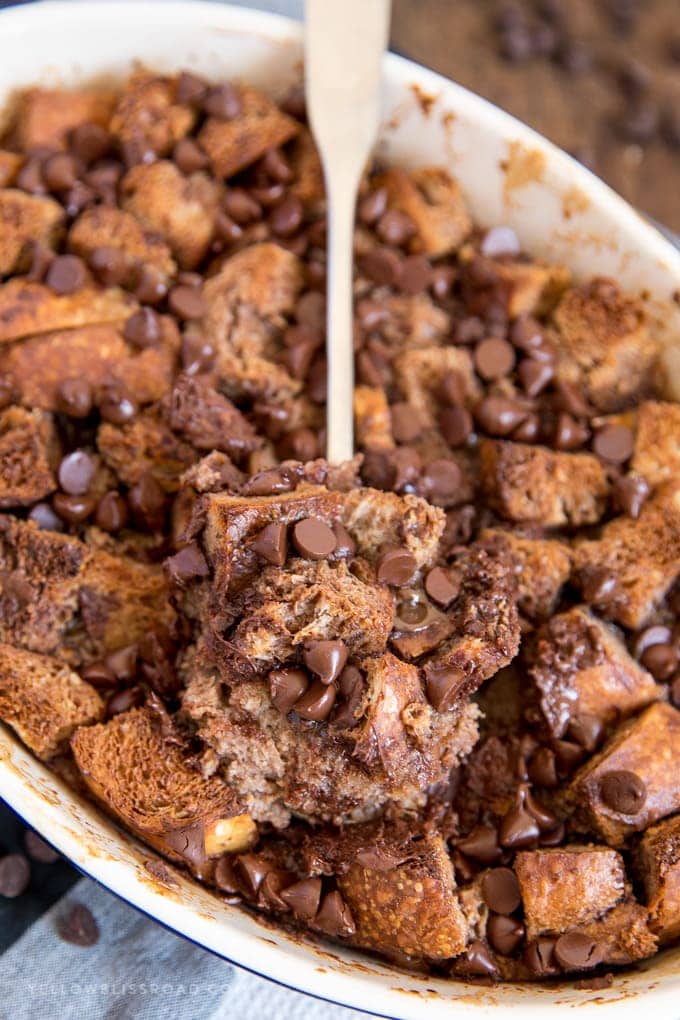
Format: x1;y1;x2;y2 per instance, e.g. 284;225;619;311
0;877;377;1020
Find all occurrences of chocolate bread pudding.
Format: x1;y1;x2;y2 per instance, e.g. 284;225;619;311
0;68;679;984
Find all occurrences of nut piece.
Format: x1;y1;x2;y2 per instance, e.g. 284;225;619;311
203;814;257;857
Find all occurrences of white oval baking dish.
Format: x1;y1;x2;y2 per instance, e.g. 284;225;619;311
0;3;679;1017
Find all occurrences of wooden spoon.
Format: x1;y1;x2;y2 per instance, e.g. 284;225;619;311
305;0;392;463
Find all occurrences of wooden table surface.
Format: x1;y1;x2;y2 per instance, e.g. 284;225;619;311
391;0;680;232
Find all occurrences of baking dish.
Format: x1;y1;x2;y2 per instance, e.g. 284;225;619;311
1;3;679;1016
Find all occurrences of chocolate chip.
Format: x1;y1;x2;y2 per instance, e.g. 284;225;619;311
552;738;587;774
294;679;337;721
233;853;269;897
424;566;460;607
512;413;540;443
465;940;499;977
643;641;678;680
331;665;366;729
357;247;402;287
181;334;215;375
375;545;417;586
540;821;566;847
168;285;207;321
554;931;604;971
280;877;322;920
528;747;559;788
511;314;543;352
474;337;515;380
553;379;592;418
303;640;348;685
165;543;209;585
487;914;525;956
499;803;540;850
389;402;421;444
99;385;138;425
45;254;86;295
553;412;589;451
52;492;95;524
175;70;208;107
397;255;432;295
611;473;650;519
439;406;473;448
430;265;456;300
81;662;118;689
203;83;243;120
524;937;558;977
481;867;521;915
58;450;95;496
315;890;356;938
128;474;166;531
269;667;309;714
634;624;673;660
567;713;603;752
223;188;261;224
55;378;92;421
599;769;647;814
105;644;138;682
453;317;486;346
43;152;78;192
457;824;502;863
593;424;634;464
214;211;243;244
518;358;554;396
0;853;30;897
94;490;128;532
134;265;168;305
70;122;111;164
89;246;128;287
292;517;336;560
376;209;416;248
331;522;356;559
480;226;520;258
106;685;144;716
475;397;527;437
24;241;53;283
421;458;462;501
581;567;619;607
252;521;288;566
24;830;59;864
425;664;466;712
358;187;388;225
17;157;47;195
124;307;162;349
57;902;100;947
269;196;304;238
173;137;209;174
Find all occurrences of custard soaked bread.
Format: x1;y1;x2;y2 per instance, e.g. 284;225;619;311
0;65;675;984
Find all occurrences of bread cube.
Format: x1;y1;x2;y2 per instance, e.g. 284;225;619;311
198;84;298;179
0;406;58;507
635;814;680;943
566;703;680;846
526;606;662;738
514;845;626;938
373;166;472;257
338;833;470;959
551;278;659;412
121;161;221;270
393;346;480;426
480;440;609;527
483;529;571;619
0;280;136;344
0;644;103;760
71;706;253;878
0;189;64;277
354;385;394;451
108;72;195;160
631;401;680;488
13;87;114;150
68;206;176;286
572;483;680;629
